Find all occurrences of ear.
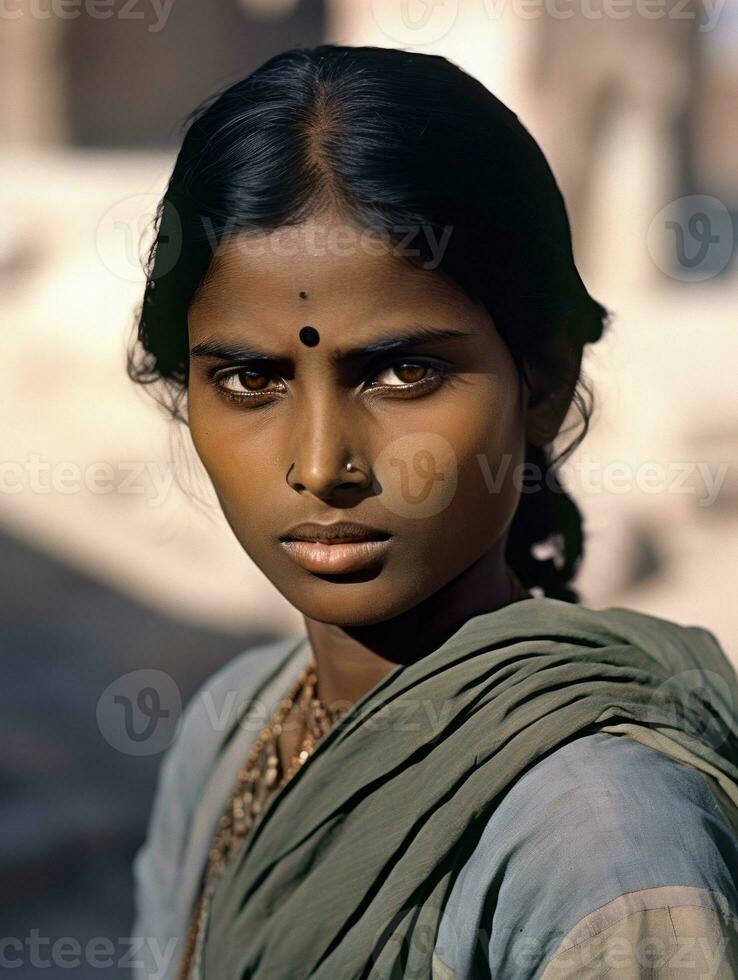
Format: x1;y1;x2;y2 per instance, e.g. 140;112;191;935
522;340;583;449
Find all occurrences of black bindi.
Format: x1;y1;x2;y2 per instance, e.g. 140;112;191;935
299;326;320;347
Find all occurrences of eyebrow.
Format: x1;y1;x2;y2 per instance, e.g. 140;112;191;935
189;326;474;365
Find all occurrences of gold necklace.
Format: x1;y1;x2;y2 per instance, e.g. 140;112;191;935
177;658;347;980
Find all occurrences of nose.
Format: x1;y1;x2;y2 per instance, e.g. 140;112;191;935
286;392;370;500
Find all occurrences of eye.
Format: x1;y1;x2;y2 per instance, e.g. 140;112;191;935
208;358;447;406
211;366;284;401
368;359;445;391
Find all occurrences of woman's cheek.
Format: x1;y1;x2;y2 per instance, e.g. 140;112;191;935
186;387;217;468
447;385;525;527
373;430;459;523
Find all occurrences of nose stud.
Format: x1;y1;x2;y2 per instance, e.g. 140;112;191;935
286;459;367;489
344;461;369;479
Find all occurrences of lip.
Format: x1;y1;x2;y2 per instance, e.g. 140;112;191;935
280;521;392;544
280;537;392;574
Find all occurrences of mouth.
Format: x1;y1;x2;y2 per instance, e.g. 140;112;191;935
280;538;392;574
279;522;393;575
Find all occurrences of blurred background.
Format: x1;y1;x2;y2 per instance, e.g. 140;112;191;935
1;1;736;975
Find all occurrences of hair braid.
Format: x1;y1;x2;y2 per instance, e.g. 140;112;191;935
505;443;585;602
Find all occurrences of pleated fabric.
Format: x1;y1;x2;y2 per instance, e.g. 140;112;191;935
202;597;738;980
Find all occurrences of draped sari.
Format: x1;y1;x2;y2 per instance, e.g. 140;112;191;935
200;597;738;979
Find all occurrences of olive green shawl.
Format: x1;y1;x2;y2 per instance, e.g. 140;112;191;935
202;597;738;979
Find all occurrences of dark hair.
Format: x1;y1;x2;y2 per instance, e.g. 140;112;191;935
128;43;611;603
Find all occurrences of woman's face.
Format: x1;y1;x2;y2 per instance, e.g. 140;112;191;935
187;211;528;627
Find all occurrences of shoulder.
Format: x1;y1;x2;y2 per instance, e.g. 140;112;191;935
162;637;301;798
435;731;738;979
144;635;299;831
130;636;302;937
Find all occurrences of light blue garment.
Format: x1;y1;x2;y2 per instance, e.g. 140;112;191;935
131;636;738;979
436;730;738;977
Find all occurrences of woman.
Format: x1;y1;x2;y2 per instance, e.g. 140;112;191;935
129;45;738;979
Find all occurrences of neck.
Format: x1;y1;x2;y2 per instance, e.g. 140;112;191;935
303;548;522;711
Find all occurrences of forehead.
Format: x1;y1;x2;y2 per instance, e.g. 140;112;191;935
188;213;472;332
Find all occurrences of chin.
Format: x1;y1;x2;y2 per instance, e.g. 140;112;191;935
283;577;421;628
